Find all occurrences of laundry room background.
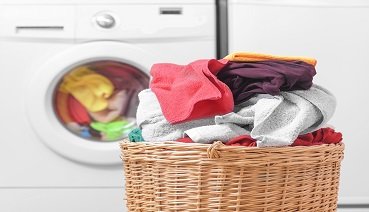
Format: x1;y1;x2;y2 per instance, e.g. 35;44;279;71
0;0;368;211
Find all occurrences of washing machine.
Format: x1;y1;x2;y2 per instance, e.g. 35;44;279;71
0;0;216;211
227;0;369;209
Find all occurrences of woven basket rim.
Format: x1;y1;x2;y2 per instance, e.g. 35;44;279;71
120;139;344;154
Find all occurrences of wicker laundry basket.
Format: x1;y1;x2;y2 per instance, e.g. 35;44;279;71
120;140;344;212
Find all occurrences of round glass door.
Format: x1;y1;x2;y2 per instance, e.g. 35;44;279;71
27;41;156;164
53;60;149;142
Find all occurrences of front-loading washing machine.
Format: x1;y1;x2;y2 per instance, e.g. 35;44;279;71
0;0;216;211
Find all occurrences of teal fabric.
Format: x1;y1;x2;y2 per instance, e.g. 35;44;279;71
128;128;144;142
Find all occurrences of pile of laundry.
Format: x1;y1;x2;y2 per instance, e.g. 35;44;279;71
129;52;342;147
55;61;148;141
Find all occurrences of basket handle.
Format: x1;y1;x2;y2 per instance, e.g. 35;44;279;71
207;141;225;159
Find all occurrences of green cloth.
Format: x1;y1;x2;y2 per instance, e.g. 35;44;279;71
90;120;134;140
128;128;144;142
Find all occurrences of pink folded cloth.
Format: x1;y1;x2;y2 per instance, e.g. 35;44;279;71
150;59;233;124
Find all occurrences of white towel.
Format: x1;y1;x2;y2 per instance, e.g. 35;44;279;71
136;89;214;141
287;84;336;133
184;124;249;144
189;84;336;147
137;85;336;146
219;84;335;147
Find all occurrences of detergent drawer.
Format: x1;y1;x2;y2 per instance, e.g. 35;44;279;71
0;5;75;40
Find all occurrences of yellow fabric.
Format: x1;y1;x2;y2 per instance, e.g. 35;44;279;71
89;90;127;123
224;52;317;67
59;66;114;112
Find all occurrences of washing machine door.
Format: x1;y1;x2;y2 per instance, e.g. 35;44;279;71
26;41;153;165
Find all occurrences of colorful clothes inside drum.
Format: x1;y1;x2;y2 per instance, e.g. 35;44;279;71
54;61;149;142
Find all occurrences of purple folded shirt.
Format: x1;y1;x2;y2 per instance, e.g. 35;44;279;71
217;60;316;104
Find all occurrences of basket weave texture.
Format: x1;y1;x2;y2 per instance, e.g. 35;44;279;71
120;140;344;212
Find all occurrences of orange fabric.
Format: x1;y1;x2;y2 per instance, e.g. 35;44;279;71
55;91;73;123
224;52;317;67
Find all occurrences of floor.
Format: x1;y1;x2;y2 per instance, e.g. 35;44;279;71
338;209;369;212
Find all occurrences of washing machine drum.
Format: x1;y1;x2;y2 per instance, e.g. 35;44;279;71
55;61;148;142
26;42;153;165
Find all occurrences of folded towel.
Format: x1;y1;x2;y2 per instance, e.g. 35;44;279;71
217;60;316;104
216;84;336;147
136;89;214;141
150;59;233;124
224;52;317;66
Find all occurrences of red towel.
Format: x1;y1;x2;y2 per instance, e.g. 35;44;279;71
291;128;343;146
150;59;233;124
177;137;194;143
227;134;257;147
177;128;342;147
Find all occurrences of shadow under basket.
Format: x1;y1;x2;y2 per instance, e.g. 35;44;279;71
120;140;344;212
